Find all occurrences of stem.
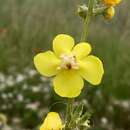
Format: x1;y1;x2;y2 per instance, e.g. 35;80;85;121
81;0;94;42
64;1;95;130
65;98;74;130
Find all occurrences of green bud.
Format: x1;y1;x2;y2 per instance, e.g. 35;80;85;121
78;5;108;19
78;5;88;19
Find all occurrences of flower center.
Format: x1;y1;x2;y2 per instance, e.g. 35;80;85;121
57;54;79;70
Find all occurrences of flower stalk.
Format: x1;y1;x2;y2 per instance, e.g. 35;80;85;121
81;0;95;42
64;1;95;129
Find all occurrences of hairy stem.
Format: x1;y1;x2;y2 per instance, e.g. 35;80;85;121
81;0;94;41
65;98;74;130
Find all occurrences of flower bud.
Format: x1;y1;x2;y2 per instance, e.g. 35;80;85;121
78;5;88;19
104;6;115;20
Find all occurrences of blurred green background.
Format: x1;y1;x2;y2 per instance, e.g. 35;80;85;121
0;0;130;130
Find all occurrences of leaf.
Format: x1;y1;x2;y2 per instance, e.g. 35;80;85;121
78;111;92;127
73;103;84;119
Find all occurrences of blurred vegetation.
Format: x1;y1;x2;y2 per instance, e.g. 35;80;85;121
0;0;130;130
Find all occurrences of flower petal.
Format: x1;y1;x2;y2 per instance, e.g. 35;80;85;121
53;70;84;98
53;34;75;56
40;112;62;130
34;51;61;77
79;55;104;85
72;42;92;59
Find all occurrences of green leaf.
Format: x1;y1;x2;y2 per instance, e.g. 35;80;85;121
73;103;84;119
78;111;92;127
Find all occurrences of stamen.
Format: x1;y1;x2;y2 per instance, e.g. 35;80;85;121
57;54;79;70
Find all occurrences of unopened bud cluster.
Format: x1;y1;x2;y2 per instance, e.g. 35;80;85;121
78;0;122;20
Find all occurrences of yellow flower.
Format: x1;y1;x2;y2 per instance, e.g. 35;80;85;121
34;34;104;98
104;6;115;20
40;112;63;130
103;0;121;6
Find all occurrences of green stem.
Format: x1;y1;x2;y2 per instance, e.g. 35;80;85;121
81;0;94;42
65;98;74;130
